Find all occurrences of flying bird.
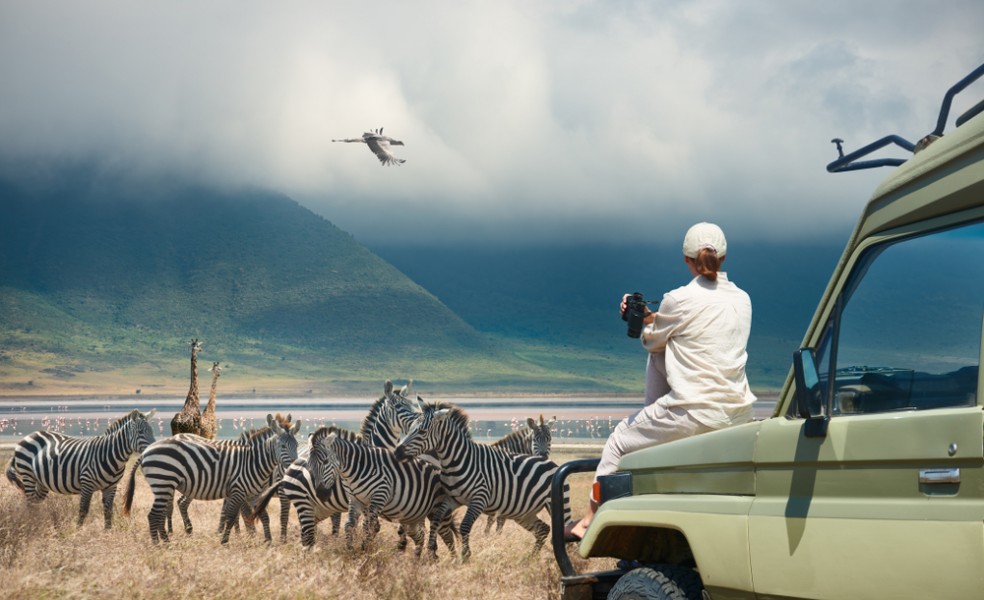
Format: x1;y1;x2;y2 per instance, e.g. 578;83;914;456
332;127;406;166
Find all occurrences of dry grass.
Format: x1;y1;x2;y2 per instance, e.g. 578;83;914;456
1;449;610;599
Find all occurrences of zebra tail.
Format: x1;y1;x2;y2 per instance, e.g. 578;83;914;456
4;455;24;493
245;481;280;526
122;456;142;516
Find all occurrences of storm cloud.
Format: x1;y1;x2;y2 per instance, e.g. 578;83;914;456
1;1;981;244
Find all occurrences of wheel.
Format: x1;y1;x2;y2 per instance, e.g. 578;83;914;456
607;565;704;600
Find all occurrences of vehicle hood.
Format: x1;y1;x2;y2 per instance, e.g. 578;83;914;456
618;421;763;496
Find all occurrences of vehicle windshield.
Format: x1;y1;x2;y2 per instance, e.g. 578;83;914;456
813;220;983;415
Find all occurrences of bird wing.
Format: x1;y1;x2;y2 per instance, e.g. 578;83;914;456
332;138;365;143
365;136;405;166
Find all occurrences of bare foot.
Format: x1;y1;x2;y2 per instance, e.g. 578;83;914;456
563;515;591;541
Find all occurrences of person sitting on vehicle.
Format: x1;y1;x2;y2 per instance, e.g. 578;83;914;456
565;222;757;541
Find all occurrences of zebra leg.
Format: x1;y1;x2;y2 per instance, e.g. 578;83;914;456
178;494;194;535
344;501;364;550
495;514;507;534
396;524;408;552
407;523;426;558
102;484;118;530
278;488;291;543
219;497;249;535
437;511;457;555
242;499;271;542
361;502;382;551
77;486;95;527
360;509;374;551
484;513;495;535
148;491;175;544
426;498;457;558
258;504;272;542
295;502;317;547
514;515;551;556
458;503;486;562
329;512;341;537
166;499;174;534
220;494;246;544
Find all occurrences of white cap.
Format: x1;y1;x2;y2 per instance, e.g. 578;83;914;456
683;222;727;259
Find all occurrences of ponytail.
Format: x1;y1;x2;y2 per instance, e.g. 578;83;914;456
693;248;720;282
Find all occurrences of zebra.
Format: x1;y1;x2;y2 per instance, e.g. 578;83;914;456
394;401;572;561
123;413;300;544
246;380;418;547
5;409;157;529
153;413;296;539
312;425;456;557
491;414;555;457
359;379;414;447
247;444;347;546
215;416;299;541
484;414;556;534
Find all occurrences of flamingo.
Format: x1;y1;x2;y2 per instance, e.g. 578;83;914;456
332;127;406;166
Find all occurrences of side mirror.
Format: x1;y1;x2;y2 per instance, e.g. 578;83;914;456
793;348;829;437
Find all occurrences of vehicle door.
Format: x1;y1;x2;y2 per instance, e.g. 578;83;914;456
749;217;984;599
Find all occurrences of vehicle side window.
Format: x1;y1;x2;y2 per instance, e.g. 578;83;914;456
815;221;983;415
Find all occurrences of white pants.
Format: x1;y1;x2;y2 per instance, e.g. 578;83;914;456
594;352;714;489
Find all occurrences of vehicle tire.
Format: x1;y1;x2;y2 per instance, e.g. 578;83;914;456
607;565;704;600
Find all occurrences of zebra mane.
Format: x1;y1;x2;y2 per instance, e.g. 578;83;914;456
104;409;141;435
311;425;361;446
245;427;270;441
237;413;293;440
359;395;389;439
428;402;471;439
491;427;529;447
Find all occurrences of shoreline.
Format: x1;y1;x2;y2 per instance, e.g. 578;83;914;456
0;388;784;402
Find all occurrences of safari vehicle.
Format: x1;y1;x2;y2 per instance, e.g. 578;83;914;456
552;63;984;600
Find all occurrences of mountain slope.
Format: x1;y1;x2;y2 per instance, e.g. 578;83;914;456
371;240;849;389
0;174;558;394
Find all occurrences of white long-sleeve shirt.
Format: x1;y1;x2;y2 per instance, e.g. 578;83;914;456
640;272;756;428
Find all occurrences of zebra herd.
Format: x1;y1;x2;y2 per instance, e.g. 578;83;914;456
4;381;570;561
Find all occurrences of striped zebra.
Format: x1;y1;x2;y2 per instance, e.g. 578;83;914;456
5;409;157;529
491;415;555;457
485;414;556;534
312;426;456;557
248;380;425;547
394;401;572;560
156;414;296;539
123;413;300;544
247;445;347;546
363;379;416;448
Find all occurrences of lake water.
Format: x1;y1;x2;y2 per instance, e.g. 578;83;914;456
0;394;777;446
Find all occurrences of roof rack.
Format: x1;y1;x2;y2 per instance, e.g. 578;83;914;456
827;62;984;173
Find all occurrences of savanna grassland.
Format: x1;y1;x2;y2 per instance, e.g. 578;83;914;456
0;448;610;600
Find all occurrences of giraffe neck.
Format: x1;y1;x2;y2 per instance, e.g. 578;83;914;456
204;372;219;413
186;348;200;410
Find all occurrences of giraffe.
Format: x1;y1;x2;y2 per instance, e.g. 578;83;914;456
200;362;222;440
170;339;203;435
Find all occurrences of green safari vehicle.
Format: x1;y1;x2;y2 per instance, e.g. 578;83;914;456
552;62;984;600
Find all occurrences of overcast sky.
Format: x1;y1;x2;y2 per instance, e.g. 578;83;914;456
1;1;982;245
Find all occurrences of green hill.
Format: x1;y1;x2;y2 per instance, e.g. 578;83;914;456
0;173;599;395
371;240;849;391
